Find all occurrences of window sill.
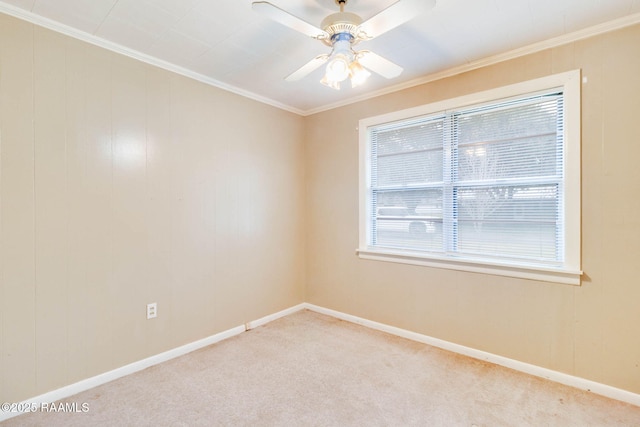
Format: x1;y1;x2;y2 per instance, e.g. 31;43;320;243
356;248;582;285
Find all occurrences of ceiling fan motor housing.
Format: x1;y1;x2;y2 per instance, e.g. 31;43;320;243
321;12;362;46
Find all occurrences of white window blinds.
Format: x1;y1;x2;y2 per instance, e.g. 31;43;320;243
368;91;565;267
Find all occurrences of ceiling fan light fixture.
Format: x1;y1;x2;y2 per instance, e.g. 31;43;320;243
349;60;371;87
320;74;340;90
325;53;351;83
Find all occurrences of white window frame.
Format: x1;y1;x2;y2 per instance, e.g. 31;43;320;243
358;70;582;285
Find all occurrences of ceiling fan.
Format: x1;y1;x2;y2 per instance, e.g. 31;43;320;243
252;0;436;89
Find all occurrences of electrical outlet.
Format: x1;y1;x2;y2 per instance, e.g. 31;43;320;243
147;302;157;319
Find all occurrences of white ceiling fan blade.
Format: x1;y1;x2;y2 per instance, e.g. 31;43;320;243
252;1;329;40
285;54;330;82
357;51;403;79
358;0;436;40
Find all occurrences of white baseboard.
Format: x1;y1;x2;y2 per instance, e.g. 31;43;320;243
302;303;640;408
3;301;638;422
0;303;306;422
245;303;306;330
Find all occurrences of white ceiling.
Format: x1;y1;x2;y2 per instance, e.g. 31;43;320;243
0;0;639;115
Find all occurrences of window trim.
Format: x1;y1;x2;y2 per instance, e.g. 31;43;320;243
358;70;582;285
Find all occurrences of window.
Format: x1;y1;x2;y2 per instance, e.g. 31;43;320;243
358;71;581;284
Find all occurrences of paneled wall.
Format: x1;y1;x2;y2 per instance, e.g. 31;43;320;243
0;14;306;402
305;24;640;394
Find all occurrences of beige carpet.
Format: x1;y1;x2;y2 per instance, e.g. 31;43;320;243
3;309;639;426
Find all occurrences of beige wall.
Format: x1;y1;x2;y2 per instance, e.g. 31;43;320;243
0;14;305;402
305;24;640;394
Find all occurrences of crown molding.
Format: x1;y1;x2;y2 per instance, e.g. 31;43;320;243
302;11;640;116
0;2;306;116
